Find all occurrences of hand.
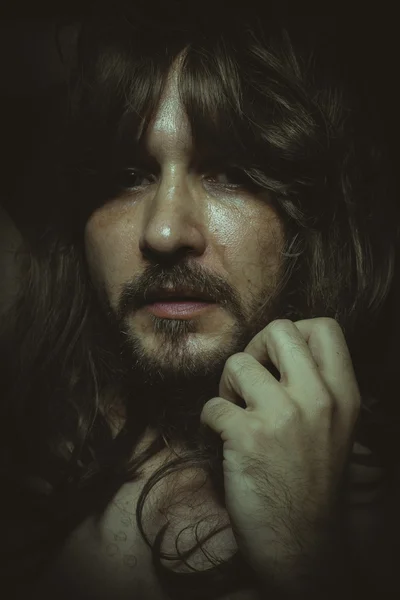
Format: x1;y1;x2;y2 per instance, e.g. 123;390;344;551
200;318;361;592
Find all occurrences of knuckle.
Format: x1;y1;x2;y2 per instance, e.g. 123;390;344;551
265;320;301;356
203;398;226;418
265;319;294;342
319;317;338;326
273;404;301;431
316;317;342;335
225;352;249;373
315;392;334;414
267;318;293;332
283;403;301;421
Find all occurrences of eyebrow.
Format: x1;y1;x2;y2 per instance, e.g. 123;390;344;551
112;115;252;170
111;137;161;169
112;136;234;169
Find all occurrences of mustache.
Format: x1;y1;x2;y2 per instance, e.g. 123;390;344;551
117;262;242;318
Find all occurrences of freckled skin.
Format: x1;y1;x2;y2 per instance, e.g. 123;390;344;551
84;60;284;386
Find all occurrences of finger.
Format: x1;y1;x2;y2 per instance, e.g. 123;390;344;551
244;318;360;424
218;352;287;411
243;319;326;400
292;318;361;424
199;396;242;439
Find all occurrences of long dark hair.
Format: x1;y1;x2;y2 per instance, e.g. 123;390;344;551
1;6;398;599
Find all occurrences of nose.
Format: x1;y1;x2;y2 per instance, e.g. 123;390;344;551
139;172;207;261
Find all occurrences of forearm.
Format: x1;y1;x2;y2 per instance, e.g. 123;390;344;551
255;559;354;599
254;520;355;599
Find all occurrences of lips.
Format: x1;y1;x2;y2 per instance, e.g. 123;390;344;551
144;290;215;304
144;299;215;318
151;296;210;302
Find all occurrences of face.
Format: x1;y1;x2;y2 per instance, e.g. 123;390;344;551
84;62;285;412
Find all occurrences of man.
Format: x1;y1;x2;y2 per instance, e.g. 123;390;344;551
0;6;397;600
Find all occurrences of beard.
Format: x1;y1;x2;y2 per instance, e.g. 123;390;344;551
88;260;284;456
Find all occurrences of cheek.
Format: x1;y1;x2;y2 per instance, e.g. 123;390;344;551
209;203;284;276
258;214;285;271
84;210;137;301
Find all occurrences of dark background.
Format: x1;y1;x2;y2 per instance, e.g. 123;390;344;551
0;18;75;219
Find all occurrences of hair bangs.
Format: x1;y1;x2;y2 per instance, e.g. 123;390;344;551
175;41;253;165
68;19;333;206
174;30;334;201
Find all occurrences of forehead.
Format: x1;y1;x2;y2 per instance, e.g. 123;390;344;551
112;51;257;168
144;61;193;161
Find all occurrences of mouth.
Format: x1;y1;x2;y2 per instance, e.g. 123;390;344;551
142;292;217;319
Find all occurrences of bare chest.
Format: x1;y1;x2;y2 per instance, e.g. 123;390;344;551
36;453;260;600
34;443;386;600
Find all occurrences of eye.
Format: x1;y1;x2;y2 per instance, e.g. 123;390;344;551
204;167;256;190
115;168;155;190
